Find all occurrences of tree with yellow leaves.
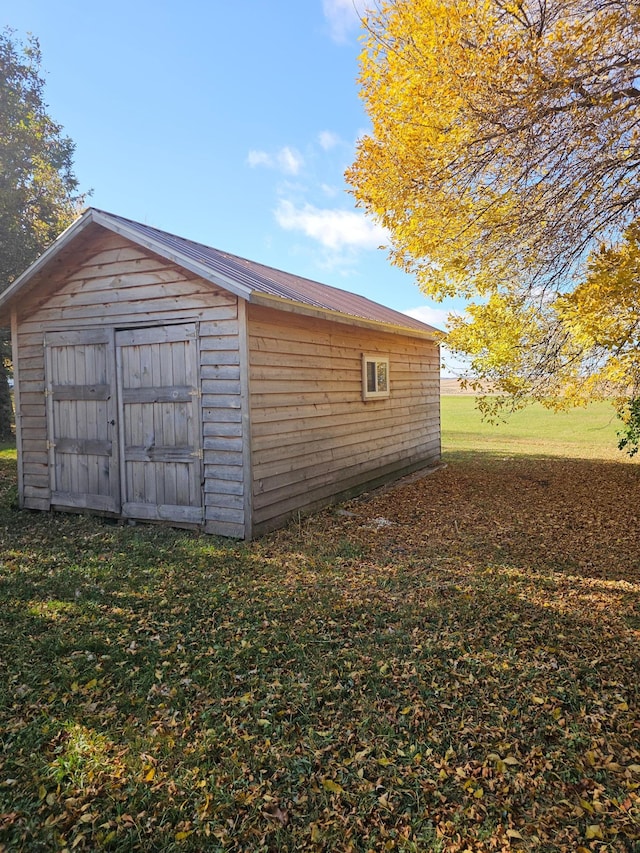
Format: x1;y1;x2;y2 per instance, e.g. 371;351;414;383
557;222;640;453
347;0;640;451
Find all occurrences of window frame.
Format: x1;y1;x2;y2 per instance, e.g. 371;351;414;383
362;354;390;401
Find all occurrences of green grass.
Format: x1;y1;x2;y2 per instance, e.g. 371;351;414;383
0;418;638;852
441;396;623;460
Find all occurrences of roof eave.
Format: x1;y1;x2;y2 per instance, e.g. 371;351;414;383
90;210;254;301
0;208;97;320
249;291;440;341
0;208;255;323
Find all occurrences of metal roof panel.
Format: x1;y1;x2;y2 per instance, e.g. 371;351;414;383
1;208;440;337
96;210;438;335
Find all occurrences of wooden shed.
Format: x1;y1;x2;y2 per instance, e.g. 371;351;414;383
0;208;440;538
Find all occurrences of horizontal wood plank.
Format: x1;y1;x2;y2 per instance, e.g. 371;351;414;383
203;437;243;452
23;497;51;511
200;364;241;381
200;350;241;365
199;320;240;337
201;395;242;409
203;519;245;538
24;484;51;500
55;438;112;456
203;464;244;481
204;478;244;495
116;323;197;345
122;502;204;523
124;445;200;463
203;504;244;524
202;407;243;423
45;328;111;346
52;384;111;401
203;422;243;438
203;492;243;510
203;449;243;466
121;386;196;404
52;491;118;512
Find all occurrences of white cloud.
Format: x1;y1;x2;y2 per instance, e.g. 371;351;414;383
277;146;304;175
318;130;341;151
247;146;304;175
320;182;340;197
403;305;451;330
274;199;387;250
323;0;370;43
404;306;473;376
247;149;272;168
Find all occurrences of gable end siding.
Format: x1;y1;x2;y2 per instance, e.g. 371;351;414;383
13;231;246;537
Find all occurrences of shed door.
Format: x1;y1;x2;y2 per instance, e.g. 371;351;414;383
116;324;203;525
45;329;120;513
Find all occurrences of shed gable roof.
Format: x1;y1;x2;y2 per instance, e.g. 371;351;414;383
0;208;438;338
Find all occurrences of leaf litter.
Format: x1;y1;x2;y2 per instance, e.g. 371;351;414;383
0;453;638;851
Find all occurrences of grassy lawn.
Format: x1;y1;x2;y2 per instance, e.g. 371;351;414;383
442;397;623;460
0;407;639;852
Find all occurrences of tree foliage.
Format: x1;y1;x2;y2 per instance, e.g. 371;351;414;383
347;0;640;446
559;222;640;454
0;28;85;438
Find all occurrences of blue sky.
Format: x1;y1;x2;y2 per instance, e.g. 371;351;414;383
6;0;465;371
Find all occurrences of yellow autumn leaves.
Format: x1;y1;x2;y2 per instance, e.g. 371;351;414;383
348;0;640;438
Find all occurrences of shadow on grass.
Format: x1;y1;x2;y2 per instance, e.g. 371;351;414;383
404;449;640;583
1;454;639;851
442;445;636;464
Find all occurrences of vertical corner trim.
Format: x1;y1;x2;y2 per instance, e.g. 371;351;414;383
237;298;254;540
10;310;24;507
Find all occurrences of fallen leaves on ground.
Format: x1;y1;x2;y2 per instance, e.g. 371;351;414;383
0;453;638;851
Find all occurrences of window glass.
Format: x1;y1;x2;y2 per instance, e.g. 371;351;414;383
377;361;388;392
366;360;377;393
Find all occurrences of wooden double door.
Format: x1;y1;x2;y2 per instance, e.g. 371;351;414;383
44;324;203;524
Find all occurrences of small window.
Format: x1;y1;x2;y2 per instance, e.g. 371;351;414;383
362;354;390;400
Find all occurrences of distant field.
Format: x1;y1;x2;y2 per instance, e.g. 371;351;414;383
440;378;481;395
441;394;629;461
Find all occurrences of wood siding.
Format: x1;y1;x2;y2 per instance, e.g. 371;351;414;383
12;225;440;539
14;230;246;537
247;304;440;535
